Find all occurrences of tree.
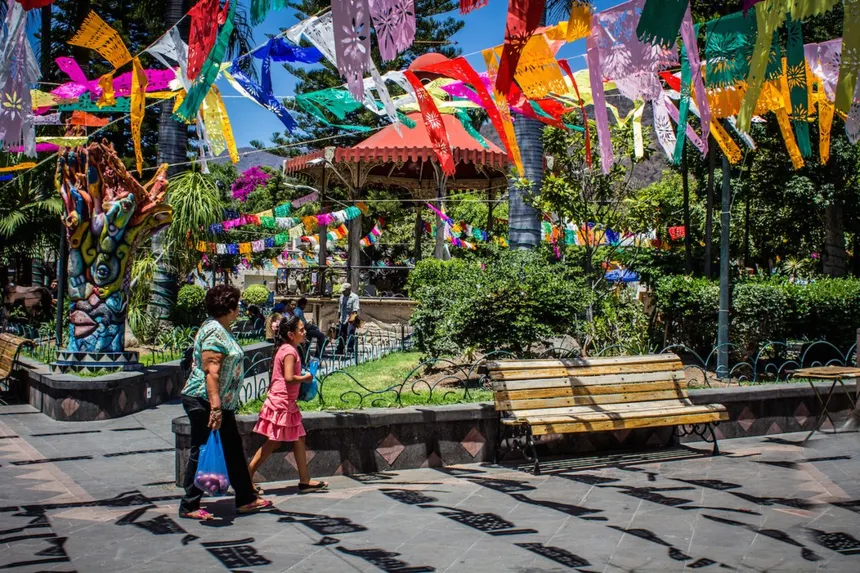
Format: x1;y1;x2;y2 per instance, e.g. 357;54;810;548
534;111;656;299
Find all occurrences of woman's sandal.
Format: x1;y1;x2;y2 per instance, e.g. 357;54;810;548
179;509;215;521
237;498;273;514
253;484;265;495
298;480;329;493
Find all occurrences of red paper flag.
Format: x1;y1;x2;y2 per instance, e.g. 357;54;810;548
16;0;54;9
404;71;455;176
496;0;545;97
413;57;516;172
187;0;230;80
460;0;488;13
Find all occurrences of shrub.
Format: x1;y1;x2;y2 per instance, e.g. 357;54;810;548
242;284;269;306
655;275;860;359
654;275;719;355
410;250;592;356
407;257;477;297
173;285;206;326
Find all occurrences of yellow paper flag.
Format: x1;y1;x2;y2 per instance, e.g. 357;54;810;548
68;11;133;69
97;72;115;108
130;57;148;176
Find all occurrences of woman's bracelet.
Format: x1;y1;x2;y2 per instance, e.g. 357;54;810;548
211;406;222;412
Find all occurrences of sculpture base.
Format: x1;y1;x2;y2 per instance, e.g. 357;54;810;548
51;350;142;374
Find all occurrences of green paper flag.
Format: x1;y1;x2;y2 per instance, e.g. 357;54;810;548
455;109;489;150
703;10;782;90
637;0;688;49
785;16;811;158
673;43;692;165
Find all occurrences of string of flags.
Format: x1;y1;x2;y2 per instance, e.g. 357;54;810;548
209;196;364;235
2;0;860;188
194;223;350;255
360;219;384;247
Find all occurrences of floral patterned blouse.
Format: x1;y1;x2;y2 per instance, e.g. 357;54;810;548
181;319;244;411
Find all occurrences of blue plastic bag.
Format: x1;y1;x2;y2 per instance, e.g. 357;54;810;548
298;359;320;402
194;430;230;496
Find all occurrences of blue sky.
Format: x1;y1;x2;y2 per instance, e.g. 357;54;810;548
222;0;618;147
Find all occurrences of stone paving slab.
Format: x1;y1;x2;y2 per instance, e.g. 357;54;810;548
1;402;860;572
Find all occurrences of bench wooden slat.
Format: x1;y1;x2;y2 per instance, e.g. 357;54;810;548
484;354;681;371
496;388;689;411
506;398;703;420
492;370;686;391
527;410;729;436
495;379;688;402
489;361;684;381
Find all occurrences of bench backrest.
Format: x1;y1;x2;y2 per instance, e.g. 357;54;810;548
485;354;689;415
0;334;31;379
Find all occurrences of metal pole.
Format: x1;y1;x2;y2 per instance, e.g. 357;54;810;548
682;145;692;273
55;227;67;347
704;140;715;278
717;154;731;378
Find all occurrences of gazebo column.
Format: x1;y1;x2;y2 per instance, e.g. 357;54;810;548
348;194;362;288
414;207;423;262
433;166;448;260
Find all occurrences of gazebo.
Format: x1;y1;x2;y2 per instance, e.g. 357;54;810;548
283;111;509;290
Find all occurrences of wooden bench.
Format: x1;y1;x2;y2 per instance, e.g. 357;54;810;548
0;333;34;403
485;353;729;474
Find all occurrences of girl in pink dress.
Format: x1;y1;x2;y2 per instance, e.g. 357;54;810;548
248;316;327;494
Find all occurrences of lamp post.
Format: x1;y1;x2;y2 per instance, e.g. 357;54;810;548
717;154;731;378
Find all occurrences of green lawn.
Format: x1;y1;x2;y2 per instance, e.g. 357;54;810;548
239;351;492;414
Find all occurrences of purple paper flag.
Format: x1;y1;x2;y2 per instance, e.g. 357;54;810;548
332;0;373;100
369;0;416;61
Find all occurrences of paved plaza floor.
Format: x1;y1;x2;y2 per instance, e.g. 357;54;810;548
1;402;860;572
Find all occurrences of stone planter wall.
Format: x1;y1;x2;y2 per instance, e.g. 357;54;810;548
11;342;275;422
172;380;858;484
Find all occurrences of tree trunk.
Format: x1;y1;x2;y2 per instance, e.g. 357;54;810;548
508;116;543;250
682;146;692;273
40;6;52;79
823;203;847;277
414;208;423;262
148;0;190;326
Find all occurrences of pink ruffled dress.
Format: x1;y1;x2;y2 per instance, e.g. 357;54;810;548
254;344;306;442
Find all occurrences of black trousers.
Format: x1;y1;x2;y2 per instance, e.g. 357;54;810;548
336;322;356;354
179;396;257;513
305;326;326;358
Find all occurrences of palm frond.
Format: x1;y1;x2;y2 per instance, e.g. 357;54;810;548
0;211;27;237
23;196;64;216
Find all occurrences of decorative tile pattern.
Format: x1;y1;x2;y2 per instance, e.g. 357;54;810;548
285;448;315;470
334;460;357;475
737;406;756;432
460;426;487;458
421;451;442;468
118;391;128;412
766;422;783;435
795;402;810;426
61;397;79;418
375;433;405;466
614;429;631;444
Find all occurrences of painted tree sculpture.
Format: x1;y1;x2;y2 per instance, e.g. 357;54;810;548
57;141;172;356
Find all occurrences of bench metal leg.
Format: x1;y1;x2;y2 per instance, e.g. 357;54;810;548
709;424;720;456
527;427;540;476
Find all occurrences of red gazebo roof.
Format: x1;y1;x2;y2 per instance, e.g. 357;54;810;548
283;112;508;174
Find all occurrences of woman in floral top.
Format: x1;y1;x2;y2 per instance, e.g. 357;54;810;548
179;285;272;520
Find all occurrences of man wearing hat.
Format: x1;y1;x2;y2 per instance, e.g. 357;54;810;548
336;283;360;355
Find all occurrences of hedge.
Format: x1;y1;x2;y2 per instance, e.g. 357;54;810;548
654;276;860;358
